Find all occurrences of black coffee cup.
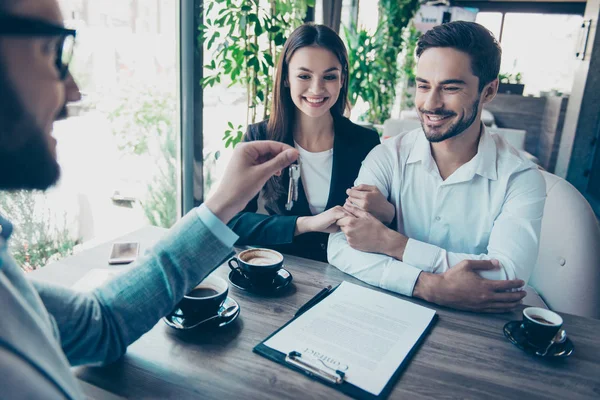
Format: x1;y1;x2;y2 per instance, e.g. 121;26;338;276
521;307;563;348
175;275;228;319
228;248;284;284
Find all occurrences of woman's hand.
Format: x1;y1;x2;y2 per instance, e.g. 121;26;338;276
295;206;350;235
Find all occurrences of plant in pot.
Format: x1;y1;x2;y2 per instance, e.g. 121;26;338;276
498;72;525;95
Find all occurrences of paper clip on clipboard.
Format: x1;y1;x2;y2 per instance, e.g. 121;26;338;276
285;350;346;384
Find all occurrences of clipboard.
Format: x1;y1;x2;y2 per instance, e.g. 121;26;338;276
253;285;437;399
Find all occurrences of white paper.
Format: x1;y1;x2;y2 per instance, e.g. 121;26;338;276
71;269;122;292
264;281;436;396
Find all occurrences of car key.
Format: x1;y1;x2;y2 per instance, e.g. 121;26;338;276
286;163;300;211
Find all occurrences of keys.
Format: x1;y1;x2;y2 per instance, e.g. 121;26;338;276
286;163;300;211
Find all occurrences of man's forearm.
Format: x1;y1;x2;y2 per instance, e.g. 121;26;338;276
379;228;409;260
411;272;440;302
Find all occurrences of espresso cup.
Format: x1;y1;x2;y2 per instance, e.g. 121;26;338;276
228;248;284;284
175;275;229;319
521;307;563;348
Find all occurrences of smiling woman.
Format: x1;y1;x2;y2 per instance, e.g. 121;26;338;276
227;23;381;262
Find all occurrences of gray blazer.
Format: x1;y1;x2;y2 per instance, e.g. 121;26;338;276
0;211;233;399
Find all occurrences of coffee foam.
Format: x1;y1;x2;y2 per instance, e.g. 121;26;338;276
240;249;282;265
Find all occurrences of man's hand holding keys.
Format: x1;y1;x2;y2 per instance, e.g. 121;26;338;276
205;141;299;224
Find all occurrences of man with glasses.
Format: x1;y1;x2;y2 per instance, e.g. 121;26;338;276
0;1;298;398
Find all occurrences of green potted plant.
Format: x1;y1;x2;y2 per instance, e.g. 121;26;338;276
498;72;525;95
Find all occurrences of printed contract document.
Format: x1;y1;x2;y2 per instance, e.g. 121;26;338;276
264;281;436;396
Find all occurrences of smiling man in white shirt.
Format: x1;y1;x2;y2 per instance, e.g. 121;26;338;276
328;21;546;313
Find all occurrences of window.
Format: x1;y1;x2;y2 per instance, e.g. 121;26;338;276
0;0;182;271
475;12;502;40
476;12;583;96
357;0;379;33
500;13;582;96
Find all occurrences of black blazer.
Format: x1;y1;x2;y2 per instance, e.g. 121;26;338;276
227;116;380;262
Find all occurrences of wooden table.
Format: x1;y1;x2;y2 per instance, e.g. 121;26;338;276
31;227;600;399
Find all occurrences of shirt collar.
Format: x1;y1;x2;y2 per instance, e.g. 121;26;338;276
407;128;435;171
473;125;498;181
406;125;498;182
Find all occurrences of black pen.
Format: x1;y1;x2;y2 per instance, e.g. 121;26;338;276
294;285;332;317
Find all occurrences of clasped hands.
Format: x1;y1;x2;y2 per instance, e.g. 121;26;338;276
295;184;394;235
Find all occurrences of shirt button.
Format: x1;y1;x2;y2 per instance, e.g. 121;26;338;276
435;216;441;221
320;243;326;250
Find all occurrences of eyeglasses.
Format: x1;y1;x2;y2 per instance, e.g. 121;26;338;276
0;15;77;80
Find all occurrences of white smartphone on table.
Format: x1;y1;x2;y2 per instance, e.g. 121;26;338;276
108;242;140;265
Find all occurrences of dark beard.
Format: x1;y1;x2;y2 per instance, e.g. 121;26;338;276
419;98;480;143
0;65;60;190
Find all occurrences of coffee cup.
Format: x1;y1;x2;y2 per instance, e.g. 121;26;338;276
175;275;229;319
521;307;563;348
228;248;284;284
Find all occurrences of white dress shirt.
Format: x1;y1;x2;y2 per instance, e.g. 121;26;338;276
328;127;546;297
295;142;333;215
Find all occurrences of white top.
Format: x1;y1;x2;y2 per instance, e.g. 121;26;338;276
294;142;333;215
327;127;546;297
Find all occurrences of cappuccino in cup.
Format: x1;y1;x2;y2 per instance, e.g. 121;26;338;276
240;249;283;266
228;248;284;283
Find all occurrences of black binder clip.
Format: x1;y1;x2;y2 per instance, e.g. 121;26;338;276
285;351;346;384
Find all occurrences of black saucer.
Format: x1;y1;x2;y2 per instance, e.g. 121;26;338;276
163;297;240;331
228;267;292;294
503;321;574;358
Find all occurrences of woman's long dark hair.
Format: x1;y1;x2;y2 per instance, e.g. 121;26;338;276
264;23;350;204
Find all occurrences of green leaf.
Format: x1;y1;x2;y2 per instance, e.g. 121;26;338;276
241;5;252;12
248;57;259;69
274;32;285;46
228;121;234;129
254;23;263;37
214;150;221;160
207;31;220;49
264;53;273;66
